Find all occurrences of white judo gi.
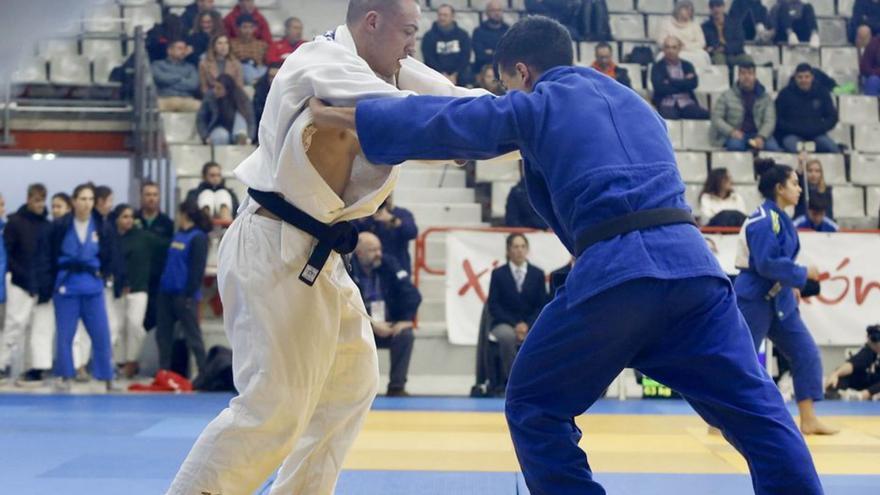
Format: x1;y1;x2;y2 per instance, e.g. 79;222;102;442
167;25;485;495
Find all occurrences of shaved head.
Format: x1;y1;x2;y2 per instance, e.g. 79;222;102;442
347;0;408;24
356;231;383;269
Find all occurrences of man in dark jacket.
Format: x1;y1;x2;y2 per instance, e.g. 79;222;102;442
525;0;581;38
135;181;175;332
775;63;839;153
590;42;631;88
472;0;510;75
354;196;418;274
486;234;549;387
505;177;548;229
421;4;472;85
184;161;240;221
1;184;48;379
850;0;880;42
703;0;750;66
350;232;422;396
651;36;710;119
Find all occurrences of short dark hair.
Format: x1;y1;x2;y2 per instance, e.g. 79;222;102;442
167;38;186;49
73;182;96;200
52;192;72;209
141;180;159;192
494;16;573;78
795;63;813;74
27;183;47;199
437;3;455;14
346;0;409;24
95;185;113;202
284;16;302;28
807;195;828;213
595;41;612;53
738;61;756;71
506;233;530;250
179;200;213;232
202;161;221;178
236;13;256;27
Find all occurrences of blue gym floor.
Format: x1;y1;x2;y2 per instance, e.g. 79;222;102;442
1;394;878;494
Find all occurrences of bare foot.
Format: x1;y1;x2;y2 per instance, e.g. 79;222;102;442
800;418;839;435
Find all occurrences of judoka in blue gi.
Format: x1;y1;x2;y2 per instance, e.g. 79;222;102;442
735;160;837;435
309;16;823;495
38;183;116;391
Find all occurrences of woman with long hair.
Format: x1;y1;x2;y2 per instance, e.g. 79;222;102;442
156;201;212;378
698;168;747;225
734;159;836;435
197;73;255;145
198;34;244;96
187;10;225;66
38;183;117;391
795;158;834;219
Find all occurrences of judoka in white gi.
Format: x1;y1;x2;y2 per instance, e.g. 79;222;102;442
166;1;486;493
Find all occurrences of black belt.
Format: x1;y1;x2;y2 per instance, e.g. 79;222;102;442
574;208;697;256
58;261;100;278
248;188;359;286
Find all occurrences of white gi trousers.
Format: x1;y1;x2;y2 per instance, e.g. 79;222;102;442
28;302;56;370
167;211;378;495
1;282;36;373
110;291;148;363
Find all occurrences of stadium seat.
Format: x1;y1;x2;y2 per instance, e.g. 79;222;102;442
610;14;646;40
38;39;79;58
606;0;634;12
123;4;162;36
491;180;517;218
263;8;286;38
823;67;859;88
776;64;796;89
11;57;48;84
620;41;656;61
681;120;713;151
758;151;797;167
455;12;480;36
419;11;437;36
92;57;119;84
164;0;192;6
639;0;673;14
833;186;866;217
675;151;708;182
162;113;200;145
814;153;847;186
666;119;683;149
821;47;858;72
429;0;469;10
476;159;520;182
82;39;124;64
781;46;820;67
818;18;847;46
839;95;880;124
812;0;836;16
49;55;91;85
684;183;702;210
867;186;880;216
738;186;762;213
619;63;645;89
830;123;853;150
82;6;125;34
214;145;257;173
851;153;880;185
646;14;665;40
735;64;774;91
711;151;754;183
854;123;880;153
255;0;280;7
696;65;729;93
213;0;238;7
744;45;780;67
170;144;212;177
839;0;856;16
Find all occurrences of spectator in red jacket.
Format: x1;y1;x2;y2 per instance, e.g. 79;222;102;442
266;17;306;65
223;0;272;43
861;33;880;95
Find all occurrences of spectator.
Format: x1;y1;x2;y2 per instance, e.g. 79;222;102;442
94;185;114;224
199;34;244;96
850;0;880;42
729;0;770;42
223;0;272;43
475;64;504;95
266;17;306;65
825;325;880;400
421;4;472;85
135;181;175;333
656;0;712;69
146;11;186;62
354;196;418;274
698;168;748;225
1;184;48;381
157;201;211;378
472;1;509;75
857;25;873;59
185;161;241;221
108;204;154;378
775;64;839;153
152;39;201;112
230;15;269;85
350;232;421;397
793;196;838;232
197;73;256;145
486;234;549;388
253;61;281;132
549;257;574;295
860;31;880;95
591;42;631;88
577;0;612;41
181;0;216;33
711;62;780;151
767;0;819;47
703;0;750;66
525;0;580;38
795;157;834;219
38;183;117;392
186;10;225;66
505;172;548;229
651;36;710;119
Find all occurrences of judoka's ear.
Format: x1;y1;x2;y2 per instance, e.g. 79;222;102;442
515;63;535;91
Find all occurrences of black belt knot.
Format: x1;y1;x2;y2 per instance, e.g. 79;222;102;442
248;188;358;286
574;208;697;257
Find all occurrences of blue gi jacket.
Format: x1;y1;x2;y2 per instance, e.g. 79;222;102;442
37;213;118;301
792;215;838;233
734;200;808;320
55;217;105;296
159;227;209;300
355;65;725;306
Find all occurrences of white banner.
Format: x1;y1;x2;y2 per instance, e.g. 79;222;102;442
445;231;880;346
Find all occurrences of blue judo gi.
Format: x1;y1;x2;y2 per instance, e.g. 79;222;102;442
353;66;822;494
41;214;114;381
735;200;824;404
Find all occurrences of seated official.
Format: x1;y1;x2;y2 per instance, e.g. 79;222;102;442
487;234;549;387
825;325;880;400
793;196;838;232
350;232;422;397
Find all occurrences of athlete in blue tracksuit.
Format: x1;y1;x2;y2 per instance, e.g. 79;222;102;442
38;184;116;389
735;161;836;435
310;16;822;495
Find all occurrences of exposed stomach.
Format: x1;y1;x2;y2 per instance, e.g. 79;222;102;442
305;125;362;199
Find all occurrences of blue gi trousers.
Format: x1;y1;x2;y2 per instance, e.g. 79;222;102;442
54;293;114;381
738;298;824;403
505;276;822;495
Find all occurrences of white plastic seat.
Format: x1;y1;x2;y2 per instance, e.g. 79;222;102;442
82;3;124;33
610;14;646;40
457;12;480;38
607;0;635;12
744;45;780;66
263;8;286;38
619;63;644;90
92;57;120;84
49;55;91;84
123;4;162;36
82;39;124;64
711;151;754;183
839;0;856;16
476;159;520;182
491;180;517;218
255;0;280;6
818;18;847;46
684;183;703;210
830;123;853;150
640;0;673;14
851;154;880;185
735;65;774;91
675;151;708;182
38;39;79;58
697;65;729;93
854;123;880;153
170;144;213;177
833;187;866;218
738;187;763;213
812;154;847;186
839;95;880;124
681;120;713;151
866;186;880;216
821;47;858;72
776;64;796;89
758;151;797;167
781;46;820;67
823;68;859;88
812;0;836;16
418;11;437;36
692;0;711;15
646;14;666;40
431;0;470;10
163;113;200;144
666;119;683;149
213;145;257;173
11;57;48;83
